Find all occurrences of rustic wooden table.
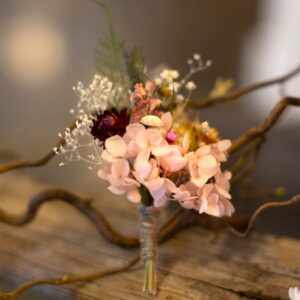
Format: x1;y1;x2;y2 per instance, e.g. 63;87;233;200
0;173;299;300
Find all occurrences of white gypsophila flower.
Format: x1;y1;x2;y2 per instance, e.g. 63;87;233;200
54;114;101;168
201;121;210;135
160;69;179;83
182;53;211;85
289;287;300;300
154;78;162;85
54;74;126;169
185;81;197;91
72;74;125;116
193;53;201;61
168;82;180;93
175;94;185;104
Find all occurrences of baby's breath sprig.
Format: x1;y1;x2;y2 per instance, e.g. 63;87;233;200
154;53;211;108
184;53;212;84
54;74;128;169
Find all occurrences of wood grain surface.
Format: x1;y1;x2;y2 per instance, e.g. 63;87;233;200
0;173;299;300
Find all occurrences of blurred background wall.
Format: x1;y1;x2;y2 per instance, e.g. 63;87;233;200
0;0;299;236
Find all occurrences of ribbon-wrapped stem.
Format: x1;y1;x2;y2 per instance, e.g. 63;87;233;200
139;206;160;295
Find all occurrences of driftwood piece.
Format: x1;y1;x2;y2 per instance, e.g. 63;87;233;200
0;174;299;300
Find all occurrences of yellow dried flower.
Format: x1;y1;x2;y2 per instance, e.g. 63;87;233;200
209;77;234;98
175;120;220;151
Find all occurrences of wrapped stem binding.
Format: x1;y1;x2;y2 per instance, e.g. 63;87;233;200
139;206;160;295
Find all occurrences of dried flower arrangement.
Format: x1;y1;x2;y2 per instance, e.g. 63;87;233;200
0;2;299;299
54;53;233;294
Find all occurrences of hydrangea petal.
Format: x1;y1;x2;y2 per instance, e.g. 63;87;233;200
161;112;173;131
105;135;127;157
182;133;190;153
108;185;126;195
205;194;220;216
217;139;232;152
111;158;130;178
152;142;172;156
127;189;141;203
98;168;109;180
197;154;218;176
215;185;232;199
196;145;211;156
126;123;145;139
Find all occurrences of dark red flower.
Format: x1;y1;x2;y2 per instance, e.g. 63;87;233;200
90;109;129;142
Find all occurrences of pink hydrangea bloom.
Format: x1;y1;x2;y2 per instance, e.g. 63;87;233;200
159;145;187;173
98;158;141;203
172;181;198;209
125;123;171;157
197;171;234;217
187;151;218;188
97;110;234;217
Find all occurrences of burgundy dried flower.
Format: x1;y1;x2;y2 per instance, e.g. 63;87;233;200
91;109;129;142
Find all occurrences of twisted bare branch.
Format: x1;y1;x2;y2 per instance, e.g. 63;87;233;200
0;189;200;249
188;64;300;108
229;97;300;154
229;194;300;237
0;121;76;174
0;188;138;248
0;196;196;299
231;138;263;184
0;253;140;299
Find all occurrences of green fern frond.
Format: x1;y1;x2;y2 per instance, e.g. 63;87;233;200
94;1;129;88
94;1;146;91
126;46;146;86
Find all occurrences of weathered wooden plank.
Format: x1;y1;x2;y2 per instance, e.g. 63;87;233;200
0;173;299;299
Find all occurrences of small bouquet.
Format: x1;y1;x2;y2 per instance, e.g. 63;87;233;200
55;53;234;295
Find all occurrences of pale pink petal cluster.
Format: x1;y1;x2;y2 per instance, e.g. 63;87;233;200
98;112;234;217
130;81;161;123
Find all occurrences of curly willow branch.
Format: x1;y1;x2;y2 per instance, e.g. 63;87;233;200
0;192;193;299
0;188;138;248
0;253;140;300
0;189;194;249
0;121;76;174
188;64;300;108
230;97;300;154
231;137;263;184
229;194;300;237
1;67;299;175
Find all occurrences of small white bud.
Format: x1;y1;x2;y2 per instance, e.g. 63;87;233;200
193;53;201;60
187;59;193;65
141;115;163;127
185;81;197;91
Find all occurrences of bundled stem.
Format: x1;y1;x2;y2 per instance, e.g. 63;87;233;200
139;206;160;295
